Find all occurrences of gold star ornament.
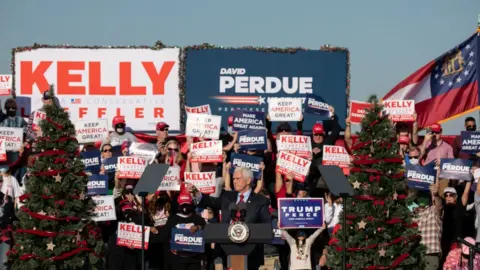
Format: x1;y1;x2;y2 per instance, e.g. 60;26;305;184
38;210;46;216
358;220;367;229
352;180;361;189
46;241;55;251
378;247;386;257
393;192;398;201
55;174;62;183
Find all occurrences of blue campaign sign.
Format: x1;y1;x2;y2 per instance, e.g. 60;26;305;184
103;157;118;174
231;110;265;131
81;151;102;174
461;131;480;154
184;49;348;132
278;198;324;229
87;174;108;195
238;130;267;151
405;163;436;191
271;219;285;245
439;158;473;181
170;228;205;253
304;94;330;119
229;153;263;179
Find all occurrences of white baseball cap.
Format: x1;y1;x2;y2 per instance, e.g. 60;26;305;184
443;187;457;195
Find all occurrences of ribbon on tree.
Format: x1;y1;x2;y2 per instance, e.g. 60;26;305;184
356;254;410;270
20;207;80;222
18;247;102;261
34;150;67;158
333;235;420;252
19;194;56;202
14;229;77;237
353;157;403;165
45;117;64;130
37;136;76;144
32;170;69;177
350;167;383;175
369;175;380;182
351;141;371;151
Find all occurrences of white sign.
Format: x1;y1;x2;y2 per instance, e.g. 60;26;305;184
268;98;302;121
0;140;6;162
190;140;223;163
32;110;46;131
0;127;23;151
0;75;12;96
117;222;150;249
184;172;216;194
92;195;116;222
14;48;181;131
74;119;108;144
186;114;221;139
322;145;350;168
382;100;415;122
275;151;311;182
276;135;312;159
185;104;211;115
117;156;147;179
158;166;181;191
129;142;158;165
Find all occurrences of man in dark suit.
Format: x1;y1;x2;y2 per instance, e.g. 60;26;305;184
187;166;270;269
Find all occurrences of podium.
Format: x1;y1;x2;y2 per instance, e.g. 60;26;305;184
203;223;273;270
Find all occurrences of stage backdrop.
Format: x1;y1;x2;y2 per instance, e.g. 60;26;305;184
12;47;181;133
184;47;349;132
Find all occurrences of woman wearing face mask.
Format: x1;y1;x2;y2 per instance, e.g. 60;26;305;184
281;224;326;270
102;116;137;149
162;188;206;270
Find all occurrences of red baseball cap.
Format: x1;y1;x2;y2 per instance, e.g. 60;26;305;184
121;141;129;151
228;116;234;126
398;135;409;145
177;193;193;205
156;122;169;130
312;123;325;135
430;123;442;133
112;116;126;126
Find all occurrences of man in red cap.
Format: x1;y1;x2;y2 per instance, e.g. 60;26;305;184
26;90;55;142
102;116;137;148
310;119;340;165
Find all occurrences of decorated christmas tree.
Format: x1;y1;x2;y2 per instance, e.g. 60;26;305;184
8;86;104;269
326;96;424;269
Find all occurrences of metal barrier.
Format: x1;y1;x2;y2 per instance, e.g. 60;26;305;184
457;237;480;270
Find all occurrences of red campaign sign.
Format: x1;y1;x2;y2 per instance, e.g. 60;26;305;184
349;101;372;124
382;100;415;122
184;172;216;194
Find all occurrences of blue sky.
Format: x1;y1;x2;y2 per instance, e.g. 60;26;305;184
1;0;479;134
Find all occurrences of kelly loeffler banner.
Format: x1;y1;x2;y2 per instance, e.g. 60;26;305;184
13;47;181;132
184;48;348;131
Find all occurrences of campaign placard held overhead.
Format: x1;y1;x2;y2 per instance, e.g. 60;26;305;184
461;131;480;154
0;127;23;151
74;119;109;144
117;222;150;250
32;111;46;131
439;158;473;181
276;151;311;182
349;101;371;124
81;150;102;174
157;166;181;191
231;110;265;131
322;145;350;168
382;100;415;122
304;94;330;118
170;228;205;253
87;174;108;195
268;98;302;122
117;156;147;179
405;164;437;191
0;75;12;96
184;172;216;194
237;129;267;151
186;114;221;139
185;104;211;115
276;135;312;159
92;195;116;222
103;157;118;174
0;141;6;162
271;219;285;245
229;153;263;179
190;140;223;163
128;142;158;165
278;198;324;229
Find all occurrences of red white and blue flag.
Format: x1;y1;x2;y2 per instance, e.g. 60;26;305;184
70;98;81;104
383;33;479;129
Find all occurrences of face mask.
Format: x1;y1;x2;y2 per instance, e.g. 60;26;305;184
227;126;233;134
410;158;419;165
180;204;194;214
466;125;477;131
116;128;124;134
6;109;16;117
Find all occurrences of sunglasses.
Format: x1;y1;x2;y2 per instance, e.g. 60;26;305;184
409;155;419;159
102;149;112;153
168;148;179;152
158;128;168;132
445;193;456;198
313;134;323;137
277;129;291;133
431;132;440;135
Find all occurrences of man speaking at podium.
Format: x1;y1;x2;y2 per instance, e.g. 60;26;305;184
188;167;270;269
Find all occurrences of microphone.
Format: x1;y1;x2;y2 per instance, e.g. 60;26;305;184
237;202;247;222
228;203;237;222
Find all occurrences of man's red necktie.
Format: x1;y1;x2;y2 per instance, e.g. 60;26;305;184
235;194;245;221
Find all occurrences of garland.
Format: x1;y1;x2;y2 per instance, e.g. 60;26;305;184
20;207;80;222
12;247;102;261
331;235;420;252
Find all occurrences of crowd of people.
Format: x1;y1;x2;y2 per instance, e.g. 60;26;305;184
0;91;479;270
